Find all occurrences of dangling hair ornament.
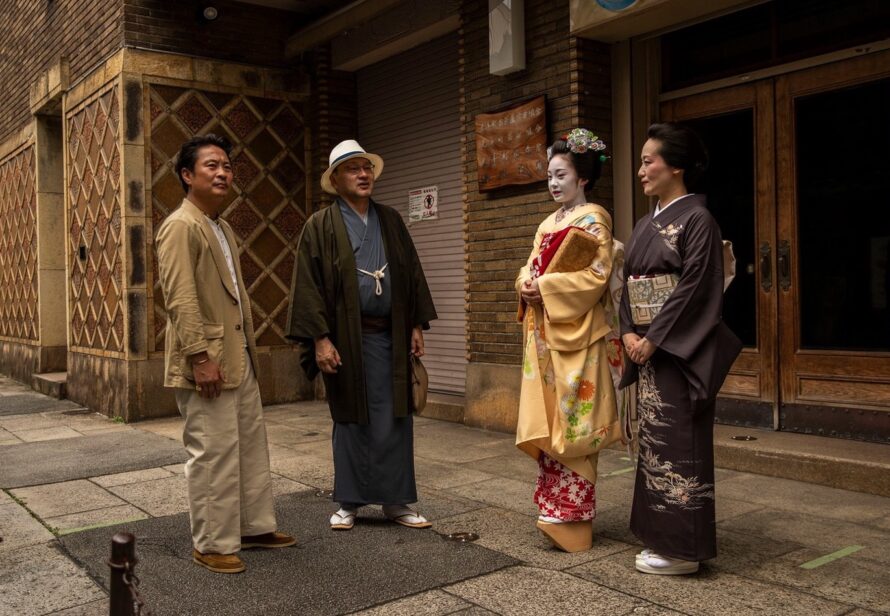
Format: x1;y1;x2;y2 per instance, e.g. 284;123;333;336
565;128;609;162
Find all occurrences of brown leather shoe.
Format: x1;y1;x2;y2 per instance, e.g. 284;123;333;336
240;531;297;549
192;550;246;574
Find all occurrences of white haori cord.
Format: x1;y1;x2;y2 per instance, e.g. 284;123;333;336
357;263;388;296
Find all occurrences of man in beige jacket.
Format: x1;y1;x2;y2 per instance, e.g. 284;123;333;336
155;134;294;574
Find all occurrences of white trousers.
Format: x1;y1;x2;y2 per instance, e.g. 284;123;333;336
175;351;276;554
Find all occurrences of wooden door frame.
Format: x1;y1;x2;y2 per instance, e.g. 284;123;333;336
775;50;890;433
661;80;778;427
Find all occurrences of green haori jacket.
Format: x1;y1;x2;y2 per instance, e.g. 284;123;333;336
286;200;437;424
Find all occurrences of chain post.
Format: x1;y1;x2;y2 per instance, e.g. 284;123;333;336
108;532;137;616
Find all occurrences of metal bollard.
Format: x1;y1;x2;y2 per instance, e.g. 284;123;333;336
108;532;137;616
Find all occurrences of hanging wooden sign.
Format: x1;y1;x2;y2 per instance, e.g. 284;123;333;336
475;95;547;191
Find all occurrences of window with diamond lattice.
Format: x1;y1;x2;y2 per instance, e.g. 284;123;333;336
0;145;39;342
67;86;124;353
148;85;308;351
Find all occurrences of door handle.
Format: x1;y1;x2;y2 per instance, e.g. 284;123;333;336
759;242;772;292
777;240;791;291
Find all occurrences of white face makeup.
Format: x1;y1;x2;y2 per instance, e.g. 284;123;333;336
547;154;586;206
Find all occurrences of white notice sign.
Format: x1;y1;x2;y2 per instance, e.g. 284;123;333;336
408;186;438;222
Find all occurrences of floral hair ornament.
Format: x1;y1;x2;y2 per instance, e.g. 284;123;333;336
565;128;609;163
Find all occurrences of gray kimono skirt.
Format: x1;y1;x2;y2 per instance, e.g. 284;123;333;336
333;201;416;507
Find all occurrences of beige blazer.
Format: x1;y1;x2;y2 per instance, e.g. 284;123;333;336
155;198;259;389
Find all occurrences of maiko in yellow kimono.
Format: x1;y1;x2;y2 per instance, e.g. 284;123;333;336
516;203;624;521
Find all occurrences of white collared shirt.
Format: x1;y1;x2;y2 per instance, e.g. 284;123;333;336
205;215;245;328
654;193;694;218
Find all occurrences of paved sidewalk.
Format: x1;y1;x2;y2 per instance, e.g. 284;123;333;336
1;374;888;615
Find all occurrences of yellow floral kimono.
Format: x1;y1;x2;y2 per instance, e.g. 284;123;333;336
515;203;623;490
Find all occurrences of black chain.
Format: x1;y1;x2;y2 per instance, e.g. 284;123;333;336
108;560;152;616
123;562;150;616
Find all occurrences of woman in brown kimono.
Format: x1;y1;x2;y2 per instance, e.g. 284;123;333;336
516;130;626;553
619;123;742;575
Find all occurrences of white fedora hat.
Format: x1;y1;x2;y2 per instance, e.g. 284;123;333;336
320;139;384;195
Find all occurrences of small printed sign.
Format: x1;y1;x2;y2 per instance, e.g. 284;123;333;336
408;186;438;222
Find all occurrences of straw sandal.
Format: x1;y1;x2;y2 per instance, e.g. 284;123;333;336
329;508;356;530
635;552;699;575
383;505;432;529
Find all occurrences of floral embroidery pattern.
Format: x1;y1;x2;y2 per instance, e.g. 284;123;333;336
654;220;683;254
535;453;595;521
637;363;714;511
560;370;598;443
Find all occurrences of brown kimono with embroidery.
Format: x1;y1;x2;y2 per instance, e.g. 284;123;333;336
619;194;742;562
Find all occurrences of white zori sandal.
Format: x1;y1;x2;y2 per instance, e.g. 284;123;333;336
330;508;356;530
635;551;699;575
382;505;432;529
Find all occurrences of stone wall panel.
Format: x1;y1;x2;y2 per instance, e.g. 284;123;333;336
0;145;39;344
146;84;309;351
67;85;125;355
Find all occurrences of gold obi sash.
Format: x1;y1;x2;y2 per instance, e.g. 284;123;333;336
626;274;679;325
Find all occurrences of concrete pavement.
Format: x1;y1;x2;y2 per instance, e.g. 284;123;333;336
1;373;889;615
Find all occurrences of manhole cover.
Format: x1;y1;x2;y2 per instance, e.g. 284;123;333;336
315;489;333;498
444;532;479;543
731;435;757;441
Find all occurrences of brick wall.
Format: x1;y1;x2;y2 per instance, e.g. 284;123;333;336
0;0;123;143
576;37;613;212
460;0;613;366
122;0;301;69
308;46;357;214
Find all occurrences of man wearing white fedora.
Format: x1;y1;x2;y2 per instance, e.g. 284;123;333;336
287;139;437;530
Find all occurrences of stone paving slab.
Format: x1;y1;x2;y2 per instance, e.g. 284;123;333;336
719;509;890;565
60;490;516;616
743;546;890;612
0;495;55;551
445;476;539;517
443;565;666;615
0;430;187;488
0;394;85;417
350;589;472;615
568;552;855;616
0;542;106;616
434;506;630;571
716;471;890;524
49;600;108;615
46;504;150;536
104;474;189;517
11;479;129;520
15;425;83;442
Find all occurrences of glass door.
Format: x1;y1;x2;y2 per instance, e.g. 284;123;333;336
661;81;778;427
661;52;890;440
775;51;890;438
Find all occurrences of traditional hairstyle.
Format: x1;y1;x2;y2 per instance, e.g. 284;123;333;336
174;133;233;193
548;128;607;189
646;122;709;190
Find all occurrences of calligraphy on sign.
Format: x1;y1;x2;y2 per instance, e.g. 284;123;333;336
475;96;547;191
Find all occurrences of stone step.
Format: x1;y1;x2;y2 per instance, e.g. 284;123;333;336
419;392;465;423
31;372;67;400
713;424;890;497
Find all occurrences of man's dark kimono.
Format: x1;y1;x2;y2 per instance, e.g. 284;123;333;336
286;198;436;506
618;194;742;562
